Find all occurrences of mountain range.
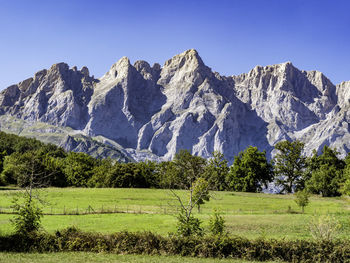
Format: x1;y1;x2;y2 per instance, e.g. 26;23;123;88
1;49;349;162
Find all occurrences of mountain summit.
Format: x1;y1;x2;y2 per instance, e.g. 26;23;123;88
0;49;349;161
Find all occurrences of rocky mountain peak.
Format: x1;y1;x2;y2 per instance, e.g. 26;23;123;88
34;69;47;82
134;60;151;72
80;66;90;77
0;50;349;161
102;56;131;80
163;49;204;69
158;49;212;92
134;61;162;83
50;62;69;71
0;63;96;130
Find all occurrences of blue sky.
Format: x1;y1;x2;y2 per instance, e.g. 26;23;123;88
0;0;349;89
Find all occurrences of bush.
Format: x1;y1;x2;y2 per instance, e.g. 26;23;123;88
176;209;203;237
1;228;350;261
11;196;42;235
309;214;341;241
209;209;226;235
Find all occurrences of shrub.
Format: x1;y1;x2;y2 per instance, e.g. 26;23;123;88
176;209;203;237
294;189;310;213
1;228;350;261
209;209;226;235
11;196;42;235
309;214;341;241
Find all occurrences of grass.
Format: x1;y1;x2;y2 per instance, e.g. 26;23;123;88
1;188;350;239
0;252;280;263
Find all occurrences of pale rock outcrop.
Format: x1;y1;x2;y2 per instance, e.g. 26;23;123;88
0;49;349;161
0;63;96;130
84;56;165;148
233;62;337;133
336;81;350;107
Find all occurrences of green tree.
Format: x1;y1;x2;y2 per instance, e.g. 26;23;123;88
6;150;52;235
0;131;43;156
341;176;350;196
11;195;42;234
228;146;273;192
160;150;207;189
64;152;96;187
163;150;208;236
43;155;67;187
203;151;229;191
104;162;148;188
137;161;159;188
0;150;7;176
273;140;307;193
1;146;66;187
342;155;350;195
192;177;210;212
87;158;114;187
294;189;310;213
307;146;345;172
307;165;343;197
1;151;48;187
306;146;345;197
1;154;19;185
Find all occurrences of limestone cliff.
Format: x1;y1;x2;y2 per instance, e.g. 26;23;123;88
0;50;349;161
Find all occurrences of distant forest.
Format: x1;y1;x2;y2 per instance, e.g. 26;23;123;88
1;131;350;197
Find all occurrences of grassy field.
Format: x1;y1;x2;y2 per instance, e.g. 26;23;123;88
1;188;350;239
0;252;280;263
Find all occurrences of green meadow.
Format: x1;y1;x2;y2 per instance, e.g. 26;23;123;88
1;188;350;239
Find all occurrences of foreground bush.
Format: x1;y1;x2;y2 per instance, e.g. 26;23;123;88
1;228;350;262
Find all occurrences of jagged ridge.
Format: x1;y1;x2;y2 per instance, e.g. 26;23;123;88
0;49;349;161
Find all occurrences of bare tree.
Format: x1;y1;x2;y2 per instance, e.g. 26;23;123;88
163;150;210;236
6;150;54;234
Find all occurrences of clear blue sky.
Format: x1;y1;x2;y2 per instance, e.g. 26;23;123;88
0;0;349;89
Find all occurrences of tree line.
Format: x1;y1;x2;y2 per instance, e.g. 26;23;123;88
1;131;350;197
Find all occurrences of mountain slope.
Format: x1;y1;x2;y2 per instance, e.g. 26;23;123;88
0;50;349;161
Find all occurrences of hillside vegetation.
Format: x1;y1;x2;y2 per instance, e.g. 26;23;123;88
1;131;350;199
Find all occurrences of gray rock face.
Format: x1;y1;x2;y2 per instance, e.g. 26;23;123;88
0;49;349;161
0;63;97;130
84;57;165;148
233;63;337;133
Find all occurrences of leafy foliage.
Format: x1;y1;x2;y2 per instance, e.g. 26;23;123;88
2;130;350;199
203;151;229;191
11;196;42;235
176;209;203;237
306;146;345;197
63;152;97;187
209;209;226;236
228;146;273;192
273;140;307;193
192;177;210;212
294;189;310;213
307;165;343;197
170;149;207;189
2;228;350;262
